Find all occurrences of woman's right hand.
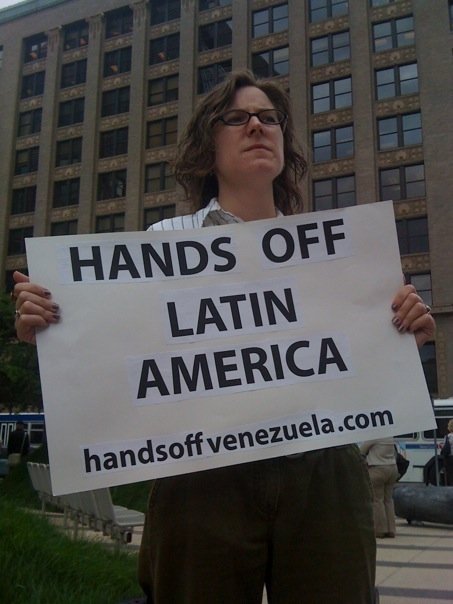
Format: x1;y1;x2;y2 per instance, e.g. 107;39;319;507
12;271;60;345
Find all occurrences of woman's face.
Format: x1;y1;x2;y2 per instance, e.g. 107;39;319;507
213;86;285;190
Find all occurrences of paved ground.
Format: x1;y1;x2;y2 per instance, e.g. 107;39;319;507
44;508;453;603
376;517;453;603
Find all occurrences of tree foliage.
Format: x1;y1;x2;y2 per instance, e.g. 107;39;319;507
0;293;42;412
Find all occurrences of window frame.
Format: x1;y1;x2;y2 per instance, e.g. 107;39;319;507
24;33;47;63
63;20;89;51
101;87;130;117
199;19;233;51
99;127;129;158
377;112;422;150
149;33;180;65
144;205;176;229
105;7;133;39
144;162;176;193
313;174;356;211
97;170;127;201
53;178;80;208
198;61;232;94
379;163;426;201
372;16;415;53
311;76;352;113
17;108;42;137
148;75;179;106
252;46;289;79
309;0;349;24
150;0;181;25
396;216;429;255
252;4;289;38
375;63;418;100
20;71;45;99
8;227;33;256
95;213;125;233
15;147;39;175
55;137;82;167
11;186;36;215
310;30;350;66
61;59;87;89
58;98;85;127
51;220;78;236
312;124;354;162
146;116;178;149
104;47;132;77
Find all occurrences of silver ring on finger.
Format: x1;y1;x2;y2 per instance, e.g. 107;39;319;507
425;305;432;314
14;309;21;320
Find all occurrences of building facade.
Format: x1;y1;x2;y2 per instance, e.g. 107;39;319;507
0;0;452;398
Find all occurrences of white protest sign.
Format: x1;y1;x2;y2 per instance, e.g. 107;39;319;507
26;201;435;495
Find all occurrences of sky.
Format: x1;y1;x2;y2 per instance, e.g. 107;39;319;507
0;0;27;9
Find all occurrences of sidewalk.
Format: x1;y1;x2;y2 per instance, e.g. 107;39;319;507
45;509;453;603
376;517;453;603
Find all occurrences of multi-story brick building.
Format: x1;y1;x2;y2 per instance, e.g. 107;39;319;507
0;0;452;398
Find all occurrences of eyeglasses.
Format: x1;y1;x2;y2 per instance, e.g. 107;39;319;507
216;109;287;127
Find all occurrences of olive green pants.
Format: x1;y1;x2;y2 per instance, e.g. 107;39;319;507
138;445;376;604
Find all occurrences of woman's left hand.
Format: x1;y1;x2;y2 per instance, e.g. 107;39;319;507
391;284;435;348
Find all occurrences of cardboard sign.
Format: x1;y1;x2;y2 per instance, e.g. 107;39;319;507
26;201;435;495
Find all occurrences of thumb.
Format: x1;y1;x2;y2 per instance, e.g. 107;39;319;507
13;271;30;285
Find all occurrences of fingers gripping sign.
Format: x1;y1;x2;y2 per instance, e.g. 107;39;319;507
391;284;435;348
12;271;60;345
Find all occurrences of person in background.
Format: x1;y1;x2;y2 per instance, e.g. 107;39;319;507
12;70;436;604
7;421;30;465
360;437;399;538
442;419;453;486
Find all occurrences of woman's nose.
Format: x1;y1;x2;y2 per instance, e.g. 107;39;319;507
246;115;263;133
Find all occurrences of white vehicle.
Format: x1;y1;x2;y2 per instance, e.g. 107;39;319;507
395;398;453;485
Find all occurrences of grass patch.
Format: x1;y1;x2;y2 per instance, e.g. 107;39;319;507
0;445;153;601
0;497;141;604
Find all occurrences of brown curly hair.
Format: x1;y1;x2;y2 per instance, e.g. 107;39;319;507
174;70;307;216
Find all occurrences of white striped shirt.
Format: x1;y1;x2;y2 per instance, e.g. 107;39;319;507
147;198;242;231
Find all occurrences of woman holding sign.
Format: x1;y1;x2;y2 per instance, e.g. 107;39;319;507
12;71;435;604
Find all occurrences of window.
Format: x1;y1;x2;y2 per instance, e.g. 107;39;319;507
312;77;352;113
17;108;42;137
375;63;418;100
104;47;132;77
380;164;425;200
145;163;175;193
199;0;232;10
63;20;88;50
313;175;355;211
313;125;354;162
55;138;82;166
408;273;432;306
199;20;233;51
11;187;36;214
311;31;350;66
396;217;428;254
15;147;39;175
150;0;181;25
148;75;179;106
21;72;45;98
51;220;78;236
8;227;33;255
146;117;178;148
198;61;232;94
149;34;180;64
98;170;127;200
61;59;87;88
373;16;414;52
252;4;288;38
252;46;289;79
99;127;128;158
95;213;125;233
53;178;80;207
371;0;398;5
144;205;176;228
101;87;130;117
378;113;422;150
24;33;47;63
420;342;437;395
105;7;133;38
58;98;85;126
309;0;348;23
450;0;453;30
